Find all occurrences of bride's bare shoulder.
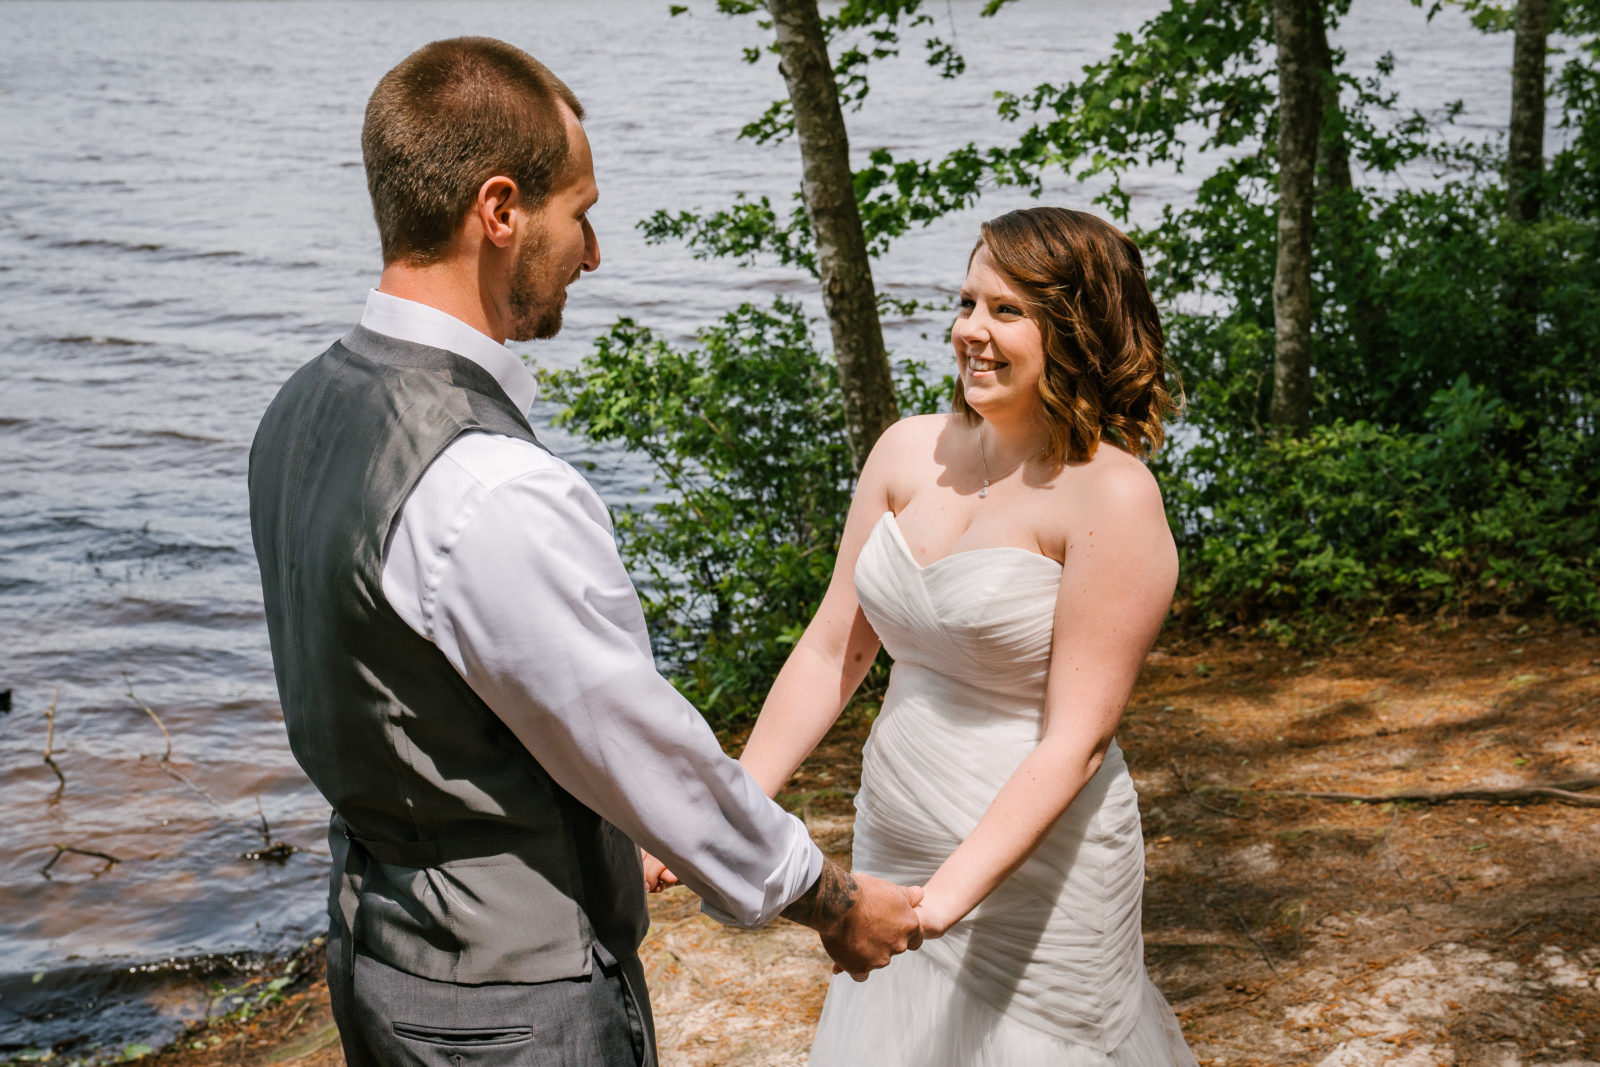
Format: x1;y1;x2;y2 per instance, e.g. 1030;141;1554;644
1056;443;1168;528
861;414;964;508
870;412;963;462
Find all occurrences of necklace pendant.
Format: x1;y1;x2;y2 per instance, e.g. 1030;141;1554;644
978;480;989;499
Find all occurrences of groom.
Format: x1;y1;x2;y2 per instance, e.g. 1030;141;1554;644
249;37;921;1067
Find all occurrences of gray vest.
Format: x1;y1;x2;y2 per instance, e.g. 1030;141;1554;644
249;325;647;984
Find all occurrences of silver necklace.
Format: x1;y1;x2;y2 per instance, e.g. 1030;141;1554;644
976;427;1026;499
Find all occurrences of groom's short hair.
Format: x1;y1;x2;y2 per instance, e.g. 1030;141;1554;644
362;37;584;265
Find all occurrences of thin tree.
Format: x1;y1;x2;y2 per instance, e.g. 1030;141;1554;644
1505;0;1551;369
1508;0;1552;225
1308;0;1383;364
1270;0;1323;436
766;0;900;470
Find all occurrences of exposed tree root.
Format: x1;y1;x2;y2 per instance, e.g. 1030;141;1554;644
1242;777;1600;809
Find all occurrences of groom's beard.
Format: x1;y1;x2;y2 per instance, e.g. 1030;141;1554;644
509;234;566;342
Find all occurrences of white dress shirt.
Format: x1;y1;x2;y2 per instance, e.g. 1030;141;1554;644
367;290;822;927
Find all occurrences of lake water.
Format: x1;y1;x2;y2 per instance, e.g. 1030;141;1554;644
0;0;1540;1057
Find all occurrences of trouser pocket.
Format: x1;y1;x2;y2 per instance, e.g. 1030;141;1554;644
354;945;642;1066
392;1022;536;1046
391;1021;538;1065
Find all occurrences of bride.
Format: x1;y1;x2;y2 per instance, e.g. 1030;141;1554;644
655;206;1196;1064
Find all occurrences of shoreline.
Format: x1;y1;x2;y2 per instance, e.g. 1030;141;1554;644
1;940;322;1066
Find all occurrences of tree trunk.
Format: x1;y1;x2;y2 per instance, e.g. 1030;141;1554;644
766;0;899;471
1507;0;1551;225
1307;0;1351;196
1308;0;1382;367
1505;0;1550;372
1270;0;1321;436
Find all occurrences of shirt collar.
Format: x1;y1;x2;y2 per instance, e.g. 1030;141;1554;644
359;289;539;413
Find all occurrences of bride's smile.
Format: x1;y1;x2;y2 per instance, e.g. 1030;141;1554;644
963;354;1005;373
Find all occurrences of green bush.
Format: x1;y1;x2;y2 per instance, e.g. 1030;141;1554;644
543;299;947;729
1139;92;1600;641
1161;376;1600;637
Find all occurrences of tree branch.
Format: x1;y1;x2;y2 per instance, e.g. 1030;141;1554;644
125;675;234;820
42;686;65;801
41;844;121;879
124;674;172;762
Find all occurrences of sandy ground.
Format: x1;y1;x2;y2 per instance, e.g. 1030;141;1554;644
130;614;1600;1067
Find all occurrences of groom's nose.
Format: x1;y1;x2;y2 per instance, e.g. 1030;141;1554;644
581;216;600;273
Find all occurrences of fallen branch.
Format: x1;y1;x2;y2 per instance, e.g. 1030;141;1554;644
1207;776;1600;810
240;797;298;862
241;841;297;862
1502;915;1540;941
124;674;172;762
124;676;232;819
1224;900;1280;978
1171;759;1247;819
42;687;64;800
279;1002;310;1038
123;678;300;862
41;844;121;878
1277;779;1600;809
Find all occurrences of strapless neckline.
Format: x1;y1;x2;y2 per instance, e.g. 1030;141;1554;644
877;511;1063;573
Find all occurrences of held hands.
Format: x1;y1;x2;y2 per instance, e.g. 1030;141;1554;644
823;872;926;980
783;861;924;981
640;852;926;980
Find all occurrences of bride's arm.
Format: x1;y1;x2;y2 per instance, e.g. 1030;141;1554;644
736;421;909;798
644;422;911;890
913;463;1179;937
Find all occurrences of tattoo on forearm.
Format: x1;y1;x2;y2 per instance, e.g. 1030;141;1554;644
783;860;859;928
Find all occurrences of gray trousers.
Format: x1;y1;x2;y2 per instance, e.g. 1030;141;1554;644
327;925;656;1067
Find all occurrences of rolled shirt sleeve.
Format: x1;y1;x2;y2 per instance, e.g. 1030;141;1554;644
382;433;821;928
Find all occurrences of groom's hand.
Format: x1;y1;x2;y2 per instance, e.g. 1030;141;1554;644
782;860;923;980
640;849;680;893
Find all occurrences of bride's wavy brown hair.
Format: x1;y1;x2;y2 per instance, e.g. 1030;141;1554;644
953;207;1182;464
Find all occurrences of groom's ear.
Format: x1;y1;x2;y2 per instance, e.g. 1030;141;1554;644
473;175;519;249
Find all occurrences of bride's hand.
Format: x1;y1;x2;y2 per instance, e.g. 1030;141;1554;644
641;849;680;893
911;897;954;940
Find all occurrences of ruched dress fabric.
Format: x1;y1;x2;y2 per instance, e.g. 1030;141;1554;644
808;513;1196;1066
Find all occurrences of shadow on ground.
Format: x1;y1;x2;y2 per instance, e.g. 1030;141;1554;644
136;616;1600;1067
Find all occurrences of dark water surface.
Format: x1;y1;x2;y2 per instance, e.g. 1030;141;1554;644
0;0;1529;1057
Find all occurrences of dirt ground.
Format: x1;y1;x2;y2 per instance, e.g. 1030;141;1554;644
137;614;1600;1067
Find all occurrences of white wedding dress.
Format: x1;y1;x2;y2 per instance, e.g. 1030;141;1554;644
808;512;1196;1066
